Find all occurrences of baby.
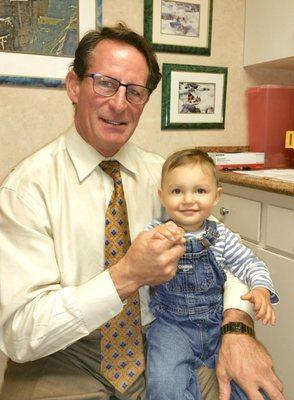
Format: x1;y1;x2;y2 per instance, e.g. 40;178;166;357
145;148;278;400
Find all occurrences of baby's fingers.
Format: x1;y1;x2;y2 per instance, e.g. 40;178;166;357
153;224;182;241
152;232;167;240
261;305;276;326
271;310;277;325
254;297;266;320
240;291;253;302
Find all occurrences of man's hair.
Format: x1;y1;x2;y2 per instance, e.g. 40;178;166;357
161;148;219;186
70;22;162;92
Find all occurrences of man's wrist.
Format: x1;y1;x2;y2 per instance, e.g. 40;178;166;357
222;308;254;327
221;321;255;338
109;258;139;301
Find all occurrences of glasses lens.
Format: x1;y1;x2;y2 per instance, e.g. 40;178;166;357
127;85;150;104
93;75;119;96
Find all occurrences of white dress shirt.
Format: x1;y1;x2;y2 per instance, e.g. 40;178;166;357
0;125;251;362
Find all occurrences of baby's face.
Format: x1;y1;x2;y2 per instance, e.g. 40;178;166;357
158;164;221;232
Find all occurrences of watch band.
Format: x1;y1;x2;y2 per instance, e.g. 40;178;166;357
221;322;255;338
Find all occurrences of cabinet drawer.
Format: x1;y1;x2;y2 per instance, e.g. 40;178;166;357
266;205;294;255
213;194;261;241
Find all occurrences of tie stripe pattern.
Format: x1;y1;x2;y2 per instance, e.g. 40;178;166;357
99;160;145;393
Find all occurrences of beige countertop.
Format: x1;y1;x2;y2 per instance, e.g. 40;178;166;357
217;170;294;196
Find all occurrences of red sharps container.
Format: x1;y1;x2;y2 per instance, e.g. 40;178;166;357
246;85;294;168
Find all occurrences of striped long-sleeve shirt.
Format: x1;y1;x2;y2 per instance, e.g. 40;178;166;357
145;219;279;304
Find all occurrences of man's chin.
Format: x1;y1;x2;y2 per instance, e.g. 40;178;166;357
98;135;132;156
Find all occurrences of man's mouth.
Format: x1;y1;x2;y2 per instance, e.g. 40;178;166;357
101;117;125;126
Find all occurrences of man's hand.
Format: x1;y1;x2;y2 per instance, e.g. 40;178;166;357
151;221;185;244
217;311;284;400
109;222;185;299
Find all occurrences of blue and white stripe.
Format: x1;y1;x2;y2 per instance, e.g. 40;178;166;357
145;219;279;304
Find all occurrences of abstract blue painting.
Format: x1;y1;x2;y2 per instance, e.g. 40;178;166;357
0;0;102;87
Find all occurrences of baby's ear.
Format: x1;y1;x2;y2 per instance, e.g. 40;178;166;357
213;186;223;206
158;188;163;202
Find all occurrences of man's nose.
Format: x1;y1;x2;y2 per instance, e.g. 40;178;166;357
108;86;128;111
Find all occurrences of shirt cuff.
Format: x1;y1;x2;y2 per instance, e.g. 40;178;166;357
223;271;254;318
75;269;123;332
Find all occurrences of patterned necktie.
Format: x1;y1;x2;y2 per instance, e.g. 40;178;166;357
99;160;145;393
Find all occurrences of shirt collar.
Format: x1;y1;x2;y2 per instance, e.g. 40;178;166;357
65;126;139;182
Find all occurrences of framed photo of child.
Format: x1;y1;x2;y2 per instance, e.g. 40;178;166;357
144;0;213;55
161;63;228;129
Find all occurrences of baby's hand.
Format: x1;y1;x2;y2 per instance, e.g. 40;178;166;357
241;287;276;326
152;221;185;244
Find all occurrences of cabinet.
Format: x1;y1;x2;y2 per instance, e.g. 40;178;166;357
213;182;294;399
244;0;294;69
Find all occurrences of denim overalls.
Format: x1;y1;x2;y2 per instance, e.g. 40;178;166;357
146;220;268;400
146;220;225;399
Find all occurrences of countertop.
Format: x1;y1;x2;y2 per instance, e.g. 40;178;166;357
197;146;294;196
217;170;294;196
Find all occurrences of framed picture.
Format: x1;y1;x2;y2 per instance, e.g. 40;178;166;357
162;63;228;130
0;0;102;88
144;0;213;55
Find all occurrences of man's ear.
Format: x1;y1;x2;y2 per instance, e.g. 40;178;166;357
66;70;80;104
213;186;223;206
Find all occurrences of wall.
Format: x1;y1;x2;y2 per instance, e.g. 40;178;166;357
1;0;294;388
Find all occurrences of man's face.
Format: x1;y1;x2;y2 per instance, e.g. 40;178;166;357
67;39;150;156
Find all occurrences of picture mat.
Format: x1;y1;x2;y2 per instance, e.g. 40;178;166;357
0;0;99;80
169;70;224;123
152;0;209;47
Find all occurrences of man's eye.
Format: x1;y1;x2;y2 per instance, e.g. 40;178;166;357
98;79;116;89
128;87;141;98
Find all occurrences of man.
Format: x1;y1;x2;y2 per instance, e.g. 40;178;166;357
0;23;284;400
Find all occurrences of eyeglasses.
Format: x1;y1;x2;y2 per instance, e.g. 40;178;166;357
84;73;151;105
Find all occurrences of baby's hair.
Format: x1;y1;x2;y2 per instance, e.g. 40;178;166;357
161;148;219;186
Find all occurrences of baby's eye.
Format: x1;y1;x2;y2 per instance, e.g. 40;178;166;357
196;188;206;194
171;188;182;195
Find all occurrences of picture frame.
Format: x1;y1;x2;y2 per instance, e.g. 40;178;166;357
0;0;102;88
162;63;228;130
144;0;213;55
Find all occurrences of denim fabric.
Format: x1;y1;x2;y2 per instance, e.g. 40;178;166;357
146;220;268;400
230;382;268;400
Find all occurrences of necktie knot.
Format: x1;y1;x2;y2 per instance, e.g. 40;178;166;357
100;160;121;183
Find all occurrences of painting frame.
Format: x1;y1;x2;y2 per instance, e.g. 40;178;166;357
0;0;102;88
162;63;228;130
144;0;213;55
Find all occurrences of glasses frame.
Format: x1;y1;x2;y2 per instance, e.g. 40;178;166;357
84;73;152;105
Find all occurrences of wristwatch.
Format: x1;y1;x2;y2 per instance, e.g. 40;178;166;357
221;322;255;338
